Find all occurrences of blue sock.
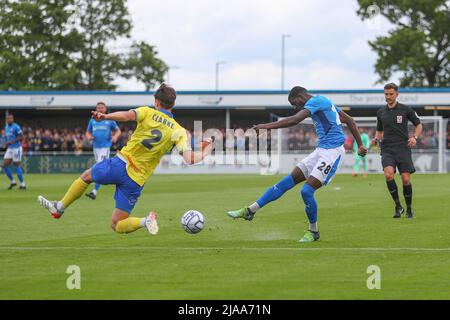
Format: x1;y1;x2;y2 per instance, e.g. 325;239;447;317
2;166;14;182
15;166;24;183
256;175;296;208
301;184;318;224
94;183;100;191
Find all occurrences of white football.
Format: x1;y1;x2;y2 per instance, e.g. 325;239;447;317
181;210;205;234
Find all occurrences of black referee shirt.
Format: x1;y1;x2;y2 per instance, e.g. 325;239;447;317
376;103;421;147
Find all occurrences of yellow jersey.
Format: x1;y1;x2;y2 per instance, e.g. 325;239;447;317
118;106;190;186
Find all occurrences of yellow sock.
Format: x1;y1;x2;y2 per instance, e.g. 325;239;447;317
60;177;89;209
115;218;144;234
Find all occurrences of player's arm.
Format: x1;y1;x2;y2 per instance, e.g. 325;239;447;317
253;109;311;130
85;121;93;141
85;131;93;141
111;127;122;143
373;131;383;144
407;108;422;148
373;111;384;146
338;111;367;157
5;133;23;147
182;145;212;165
91;110;136;122
182;138;214;165
408;123;423;148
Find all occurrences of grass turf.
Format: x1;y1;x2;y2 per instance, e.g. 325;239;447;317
0;173;449;299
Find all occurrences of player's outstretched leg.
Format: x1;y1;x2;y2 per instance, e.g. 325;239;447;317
38;169;92;219
111;209;159;235
227;168;305;220
85;183;100;200
299;178;322;243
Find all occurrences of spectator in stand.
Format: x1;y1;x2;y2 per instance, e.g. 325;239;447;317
4;122;445;154
52;132;64;151
287;130;297;151
41;129;54;151
236;129;246;151
31;130;42;152
62;132;75;152
225;130;235;152
0;129;6;152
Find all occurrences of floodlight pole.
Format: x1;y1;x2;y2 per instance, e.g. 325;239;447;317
215;61;226;91
166;65;180;84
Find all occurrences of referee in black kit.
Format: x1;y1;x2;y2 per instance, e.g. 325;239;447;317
373;83;423;218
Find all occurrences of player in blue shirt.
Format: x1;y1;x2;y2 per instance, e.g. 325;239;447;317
2;114;26;190
227;86;367;242
85;102;121;199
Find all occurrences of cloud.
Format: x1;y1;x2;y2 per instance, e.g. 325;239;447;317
115;0;395;90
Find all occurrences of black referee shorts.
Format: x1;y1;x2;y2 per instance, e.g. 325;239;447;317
381;144;415;174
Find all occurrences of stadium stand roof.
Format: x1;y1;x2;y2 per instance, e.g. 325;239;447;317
0;88;449;110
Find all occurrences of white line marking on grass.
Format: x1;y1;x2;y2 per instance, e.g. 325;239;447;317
1;246;450;252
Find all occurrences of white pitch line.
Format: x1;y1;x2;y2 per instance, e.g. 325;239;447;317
1;246;450;252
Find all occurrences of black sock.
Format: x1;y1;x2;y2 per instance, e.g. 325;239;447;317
386;180;401;207
403;184;412;210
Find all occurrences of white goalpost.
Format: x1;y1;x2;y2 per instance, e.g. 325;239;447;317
277;116;447;174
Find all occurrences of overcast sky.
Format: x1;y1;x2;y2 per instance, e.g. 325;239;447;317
115;0;396;91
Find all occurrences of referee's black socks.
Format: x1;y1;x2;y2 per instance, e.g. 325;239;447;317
386;180;401;207
403;184;412;210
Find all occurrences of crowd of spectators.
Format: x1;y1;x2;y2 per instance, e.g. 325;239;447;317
0;123;446;153
0;125;135;153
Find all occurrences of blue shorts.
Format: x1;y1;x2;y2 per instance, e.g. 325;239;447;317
91;157;143;214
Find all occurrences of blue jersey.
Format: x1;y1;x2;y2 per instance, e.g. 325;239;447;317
87;119;119;149
5;122;23;149
304;95;345;149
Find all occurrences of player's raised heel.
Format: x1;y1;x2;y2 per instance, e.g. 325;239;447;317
37;196;64;219
227;207;255;221
145;211;159;235
299;230;320;243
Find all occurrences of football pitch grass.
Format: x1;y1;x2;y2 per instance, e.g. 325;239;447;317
0;173;449;300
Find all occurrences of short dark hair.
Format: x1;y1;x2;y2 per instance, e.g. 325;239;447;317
384;83;399;92
154;84;176;109
288;86;308;103
96;101;107;113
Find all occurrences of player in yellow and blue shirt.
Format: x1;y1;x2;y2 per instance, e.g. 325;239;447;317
85;102;121;200
2;114;26;190
38;84;213;236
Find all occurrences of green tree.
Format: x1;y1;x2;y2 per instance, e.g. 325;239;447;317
76;0;132;90
0;0;83;90
0;0;168;91
125;41;168;91
357;0;450;87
